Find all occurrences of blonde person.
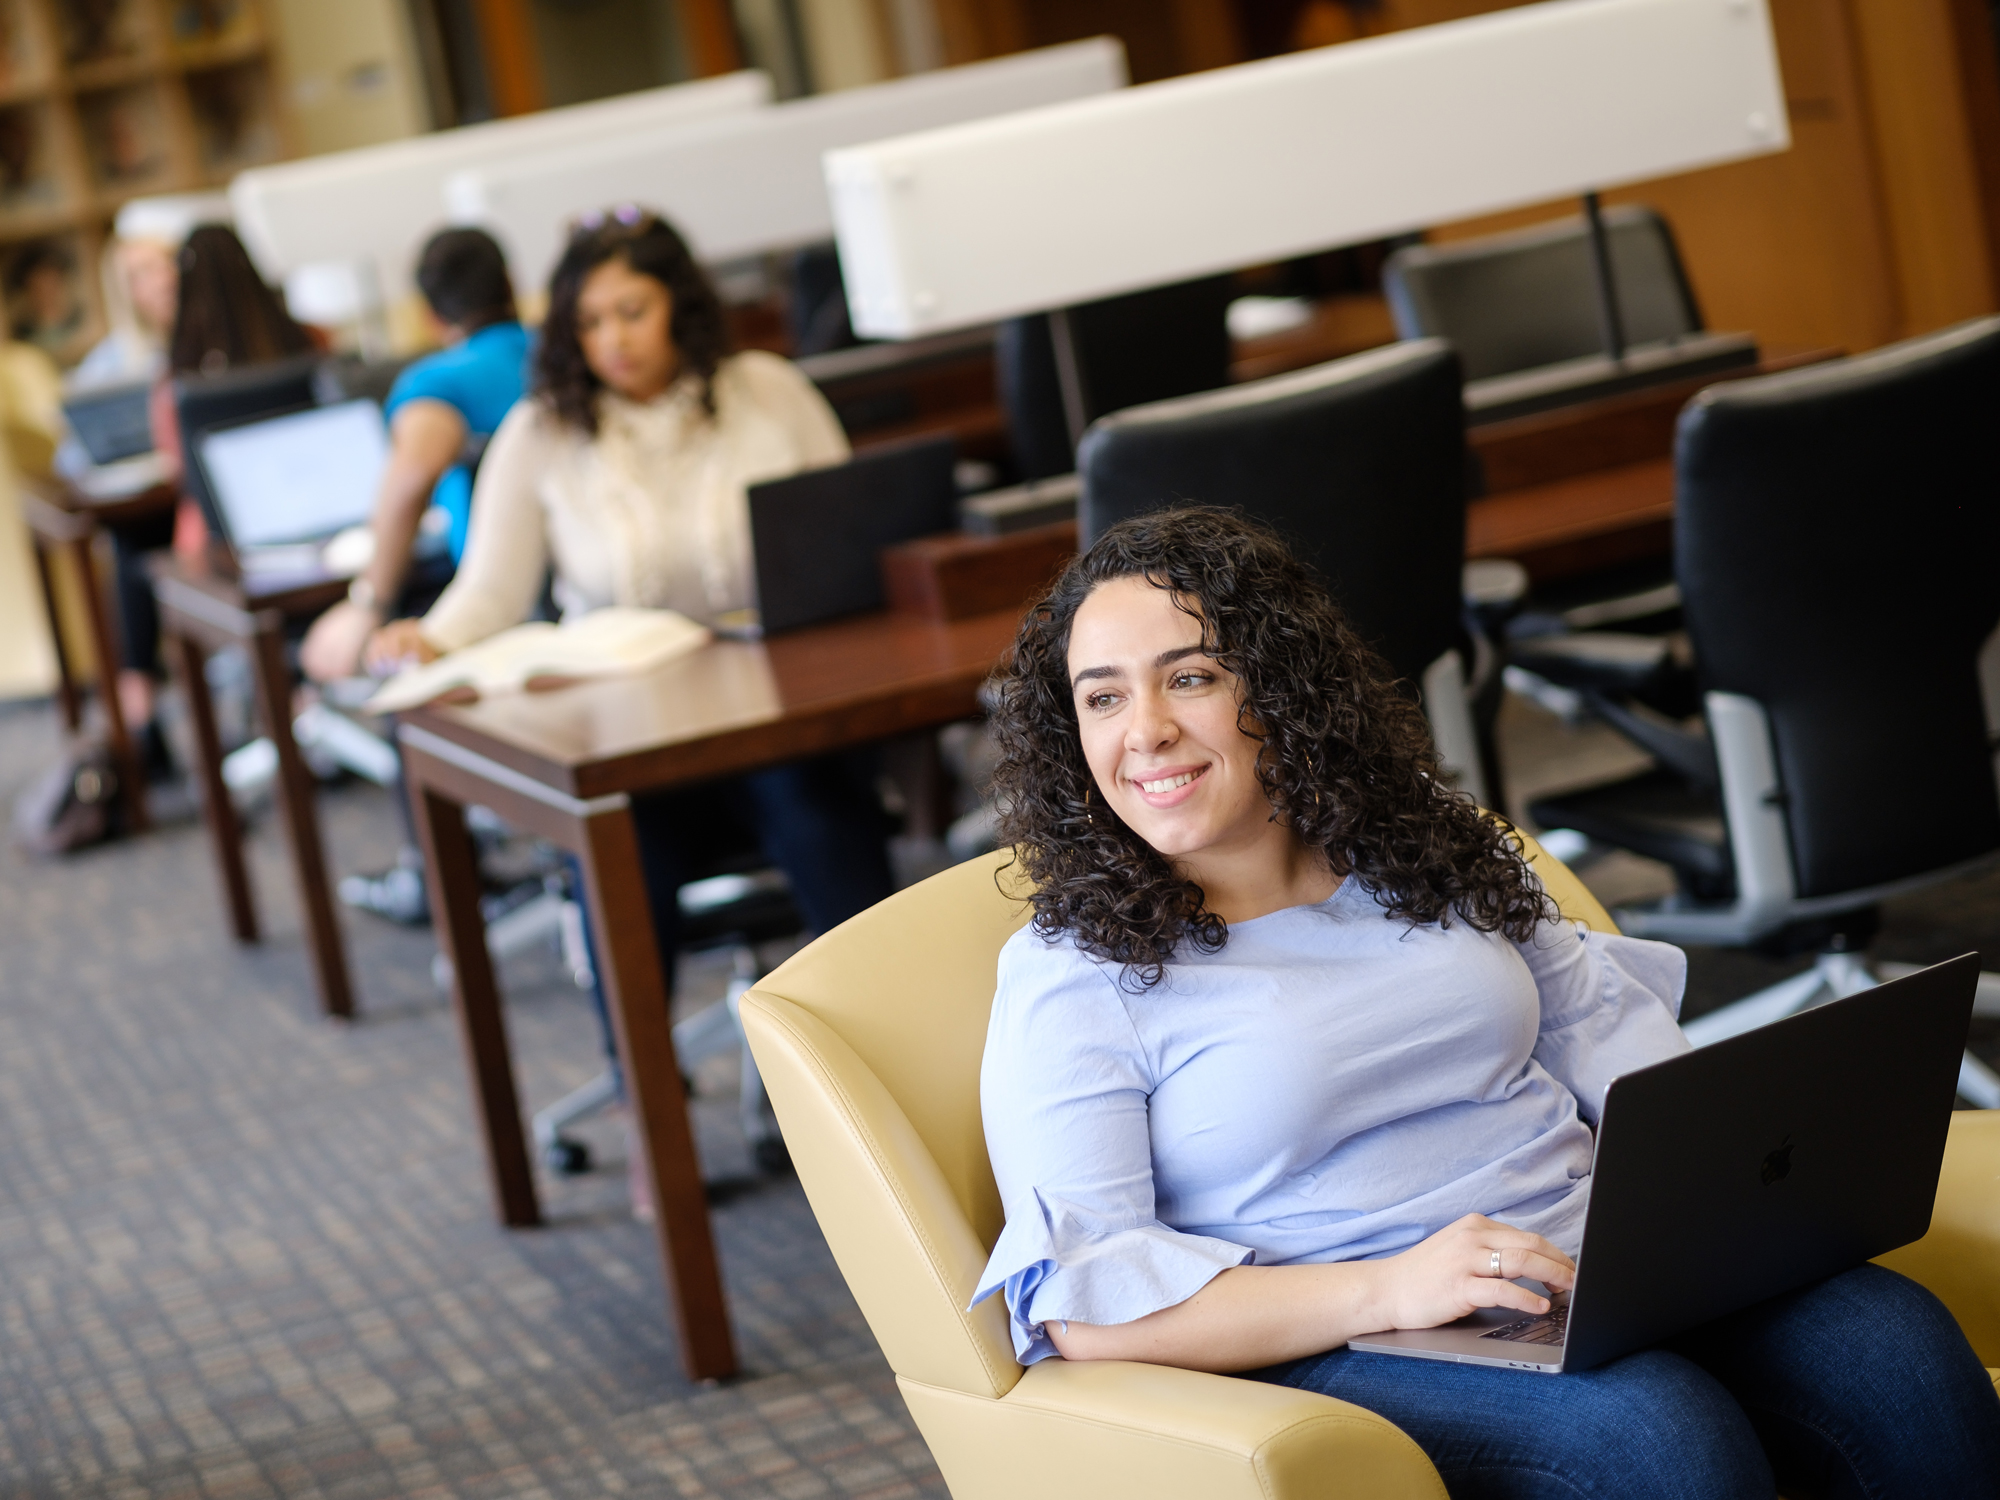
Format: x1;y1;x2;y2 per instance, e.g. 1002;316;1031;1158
366;210;896;1110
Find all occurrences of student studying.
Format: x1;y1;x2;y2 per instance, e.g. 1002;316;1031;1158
299;228;530;685
972;507;2000;1499
365;209;896;1175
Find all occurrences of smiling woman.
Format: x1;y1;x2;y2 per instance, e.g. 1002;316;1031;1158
991;504;1548;985
973;507;2000;1499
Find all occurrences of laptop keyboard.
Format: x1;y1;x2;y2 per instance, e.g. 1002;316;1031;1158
1480;1303;1569;1347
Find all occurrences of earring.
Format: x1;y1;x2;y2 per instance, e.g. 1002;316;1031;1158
1083;784;1095;826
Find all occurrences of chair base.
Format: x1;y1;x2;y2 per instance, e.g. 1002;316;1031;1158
1682;949;2000;1108
530;944;787;1177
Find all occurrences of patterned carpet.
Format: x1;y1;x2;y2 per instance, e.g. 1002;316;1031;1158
0;699;945;1500
3;692;1997;1499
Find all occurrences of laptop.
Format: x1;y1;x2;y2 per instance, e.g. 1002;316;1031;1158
62;380;155;466
192;398;390;574
742;435;958;635
1348;953;1978;1373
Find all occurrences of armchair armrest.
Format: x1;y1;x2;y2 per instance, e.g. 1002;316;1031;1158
898;1357;1444;1500
1876;1110;2000;1365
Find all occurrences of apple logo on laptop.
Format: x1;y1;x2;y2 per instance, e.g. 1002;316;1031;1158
1761;1137;1794;1186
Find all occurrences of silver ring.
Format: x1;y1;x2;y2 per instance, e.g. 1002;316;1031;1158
1487;1249;1504;1278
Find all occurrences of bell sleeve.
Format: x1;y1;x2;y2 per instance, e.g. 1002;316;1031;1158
1521;914;1690;1125
971;931;1253;1365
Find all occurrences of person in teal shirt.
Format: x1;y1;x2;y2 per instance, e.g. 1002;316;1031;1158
301;227;530;683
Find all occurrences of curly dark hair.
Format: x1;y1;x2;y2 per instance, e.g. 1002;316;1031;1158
991;506;1554;986
533;209;731;435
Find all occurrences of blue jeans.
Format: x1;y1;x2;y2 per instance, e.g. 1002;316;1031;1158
1246;1265;2000;1499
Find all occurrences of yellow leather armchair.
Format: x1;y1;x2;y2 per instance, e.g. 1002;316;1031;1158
741;840;2000;1499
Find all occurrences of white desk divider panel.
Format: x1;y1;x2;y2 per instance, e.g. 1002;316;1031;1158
444;38;1127;292
825;0;1788;339
230;70;771;304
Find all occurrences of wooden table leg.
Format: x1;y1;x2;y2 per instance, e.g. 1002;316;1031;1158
578;804;737;1382
410;781;541;1227
167;629;260;944
69;531;147;834
247;614;354;1021
29;534;82;733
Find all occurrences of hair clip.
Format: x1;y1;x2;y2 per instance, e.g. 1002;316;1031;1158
569;203;654;238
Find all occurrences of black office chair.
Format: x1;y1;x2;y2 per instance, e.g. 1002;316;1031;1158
312;352;419;409
1528;317;2000;1103
1382;205;1702;382
998;274;1236;481
532;851;805;1180
787;241;860;358
1077;338;1493;807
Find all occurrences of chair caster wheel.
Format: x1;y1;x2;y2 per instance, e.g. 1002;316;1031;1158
753;1137;792;1176
545;1137;592;1175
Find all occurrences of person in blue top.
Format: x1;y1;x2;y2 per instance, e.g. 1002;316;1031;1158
300;227;530;683
976;506;2000;1499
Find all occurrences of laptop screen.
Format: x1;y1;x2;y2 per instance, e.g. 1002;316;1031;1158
195;399;389;550
62;381;154;466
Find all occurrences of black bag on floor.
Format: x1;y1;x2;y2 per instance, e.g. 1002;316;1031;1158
12;742;122;856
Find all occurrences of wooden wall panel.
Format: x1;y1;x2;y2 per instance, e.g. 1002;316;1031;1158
683;0;748;76
1391;0;1951;355
1947;0;2000;303
470;0;546;114
1848;0;1997;330
931;0;1028;65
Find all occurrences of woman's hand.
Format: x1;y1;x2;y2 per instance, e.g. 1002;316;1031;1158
363;618;441;676
302;601;380;683
1367;1213;1576;1331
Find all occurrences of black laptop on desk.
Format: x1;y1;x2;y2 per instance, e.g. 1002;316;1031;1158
62;380;155;466
744;435;958;635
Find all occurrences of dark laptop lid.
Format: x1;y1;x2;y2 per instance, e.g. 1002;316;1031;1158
62;380;154;466
748;435;958;635
1562;953;1976;1370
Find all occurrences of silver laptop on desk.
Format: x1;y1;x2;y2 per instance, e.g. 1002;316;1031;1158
1348;954;1977;1373
193;398;390;576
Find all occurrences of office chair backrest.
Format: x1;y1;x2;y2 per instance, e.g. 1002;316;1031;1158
172;353;323;527
997;274;1235;481
312;353;417;408
1675;317;2000;899
1383;205;1700;381
1077;338;1466;688
788;241;859;357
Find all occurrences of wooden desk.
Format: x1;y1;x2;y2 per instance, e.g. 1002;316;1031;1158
21;477;179;835
1463;348;1838;580
151;553;354;1019
396;606;1022;1381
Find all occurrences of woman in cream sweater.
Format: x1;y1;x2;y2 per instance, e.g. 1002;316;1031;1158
368;209;896;1072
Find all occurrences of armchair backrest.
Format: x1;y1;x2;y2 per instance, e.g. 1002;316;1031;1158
741;836;1613;1405
1383;204;1700;381
1077;339;1465;687
1675;316;2000;899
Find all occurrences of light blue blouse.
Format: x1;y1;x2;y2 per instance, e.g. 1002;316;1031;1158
972;879;1689;1364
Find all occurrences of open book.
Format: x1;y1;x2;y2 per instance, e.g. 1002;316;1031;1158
365;607;712;715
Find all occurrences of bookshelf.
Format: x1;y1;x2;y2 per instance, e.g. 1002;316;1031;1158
0;0;292;365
